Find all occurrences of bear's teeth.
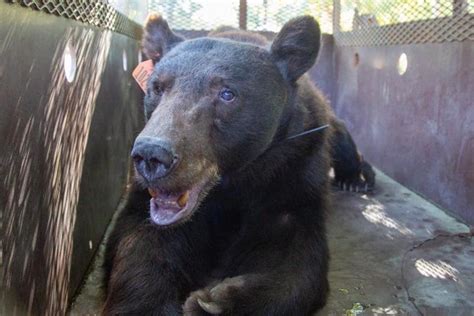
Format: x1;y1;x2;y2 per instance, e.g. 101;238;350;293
177;191;189;208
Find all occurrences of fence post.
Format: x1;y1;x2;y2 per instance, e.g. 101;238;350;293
453;0;467;16
333;0;341;33
239;0;247;30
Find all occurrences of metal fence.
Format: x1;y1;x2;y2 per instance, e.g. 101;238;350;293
105;0;335;33
135;0;474;46
246;0;333;33
6;0;142;39
6;0;474;49
334;0;474;46
147;0;241;30
140;0;474;45
144;0;334;33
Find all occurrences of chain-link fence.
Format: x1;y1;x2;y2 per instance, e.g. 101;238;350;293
6;0;142;39
246;0;333;33
7;0;474;45
339;0;472;31
135;0;474;45
146;0;240;30
334;0;474;46
108;0;333;34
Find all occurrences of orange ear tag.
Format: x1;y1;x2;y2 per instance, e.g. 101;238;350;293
132;59;154;92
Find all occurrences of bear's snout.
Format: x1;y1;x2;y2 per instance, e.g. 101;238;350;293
131;136;178;182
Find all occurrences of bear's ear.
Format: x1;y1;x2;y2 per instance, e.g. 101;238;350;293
270;16;321;82
142;13;185;63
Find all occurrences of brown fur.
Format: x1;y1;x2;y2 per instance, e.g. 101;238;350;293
104;15;343;315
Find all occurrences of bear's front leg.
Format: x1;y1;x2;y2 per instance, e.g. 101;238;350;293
104;224;187;315
183;267;328;315
183;214;330;316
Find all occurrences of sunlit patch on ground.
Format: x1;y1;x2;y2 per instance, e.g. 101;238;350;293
371;305;399;314
414;258;459;282
362;202;414;237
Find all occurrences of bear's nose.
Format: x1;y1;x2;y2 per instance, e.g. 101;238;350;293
131;136;177;181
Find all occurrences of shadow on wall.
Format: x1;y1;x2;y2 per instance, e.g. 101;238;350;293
2;27;112;315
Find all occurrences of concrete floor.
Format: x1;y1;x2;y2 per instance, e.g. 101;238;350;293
70;171;474;315
321;172;473;316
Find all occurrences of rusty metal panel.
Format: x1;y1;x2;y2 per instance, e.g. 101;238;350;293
333;42;474;225
0;3;143;315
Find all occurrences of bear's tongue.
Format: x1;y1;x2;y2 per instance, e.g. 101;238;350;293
148;188;190;225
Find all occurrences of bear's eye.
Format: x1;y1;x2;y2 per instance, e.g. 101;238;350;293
219;88;236;102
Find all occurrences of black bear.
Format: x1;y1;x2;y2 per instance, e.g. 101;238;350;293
207;26;376;192
103;14;365;315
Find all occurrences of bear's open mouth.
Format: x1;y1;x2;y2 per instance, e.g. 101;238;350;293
147;179;209;226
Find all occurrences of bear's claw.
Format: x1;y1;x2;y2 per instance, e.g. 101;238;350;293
333;180;374;193
197;298;223;314
183;276;247;315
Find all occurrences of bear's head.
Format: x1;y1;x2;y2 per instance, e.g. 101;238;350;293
131;14;321;226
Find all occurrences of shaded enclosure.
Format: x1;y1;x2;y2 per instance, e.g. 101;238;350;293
0;0;473;315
